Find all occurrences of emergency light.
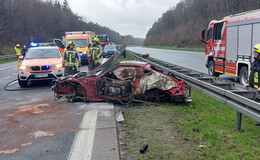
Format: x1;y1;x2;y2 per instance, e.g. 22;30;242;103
30;42;39;47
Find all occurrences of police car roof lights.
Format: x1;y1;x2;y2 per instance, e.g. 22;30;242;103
30;42;57;47
30;42;39;47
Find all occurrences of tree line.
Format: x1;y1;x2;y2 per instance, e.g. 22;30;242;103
0;0;143;50
144;0;260;47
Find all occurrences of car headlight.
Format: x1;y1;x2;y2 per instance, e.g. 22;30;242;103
51;64;63;69
20;65;30;70
83;52;87;54
104;51;108;53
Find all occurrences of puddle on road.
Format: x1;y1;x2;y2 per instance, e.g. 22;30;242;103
0;102;79;155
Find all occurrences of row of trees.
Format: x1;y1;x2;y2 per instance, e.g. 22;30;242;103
0;0;143;49
144;0;260;47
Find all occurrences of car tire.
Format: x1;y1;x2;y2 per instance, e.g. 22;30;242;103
239;66;248;85
208;60;220;77
18;76;28;87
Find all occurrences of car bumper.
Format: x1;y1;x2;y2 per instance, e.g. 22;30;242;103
18;68;64;81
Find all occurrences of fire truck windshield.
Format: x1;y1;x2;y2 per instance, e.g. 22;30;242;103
67;39;87;48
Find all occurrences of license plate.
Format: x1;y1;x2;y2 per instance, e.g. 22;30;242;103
35;73;48;78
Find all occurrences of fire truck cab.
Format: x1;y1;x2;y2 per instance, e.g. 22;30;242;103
201;9;260;85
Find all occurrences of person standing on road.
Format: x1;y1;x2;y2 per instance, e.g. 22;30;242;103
63;41;80;76
121;48;127;58
15;44;21;65
88;37;103;70
243;44;260;91
21;45;28;58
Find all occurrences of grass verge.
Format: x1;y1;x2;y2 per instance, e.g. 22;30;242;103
146;46;205;53
0;57;17;64
0;45;16;64
117;89;260;160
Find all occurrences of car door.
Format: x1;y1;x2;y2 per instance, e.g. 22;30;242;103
54;39;65;53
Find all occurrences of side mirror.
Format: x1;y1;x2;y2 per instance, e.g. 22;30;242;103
201;30;207;44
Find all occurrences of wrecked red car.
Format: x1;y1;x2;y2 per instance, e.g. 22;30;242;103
52;52;191;103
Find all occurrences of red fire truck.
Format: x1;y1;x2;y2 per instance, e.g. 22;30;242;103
201;9;260;85
95;34;111;48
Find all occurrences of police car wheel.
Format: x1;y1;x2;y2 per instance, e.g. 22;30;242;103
18;77;28;87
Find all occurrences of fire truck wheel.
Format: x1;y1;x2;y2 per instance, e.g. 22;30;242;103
239;66;248;85
208;60;220;77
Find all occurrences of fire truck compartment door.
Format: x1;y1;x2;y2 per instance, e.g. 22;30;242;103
226;26;238;61
252;23;260;61
238;24;252;57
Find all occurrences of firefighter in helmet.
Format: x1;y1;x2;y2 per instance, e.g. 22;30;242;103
88;37;103;70
243;44;260;91
63;41;80;76
15;44;21;65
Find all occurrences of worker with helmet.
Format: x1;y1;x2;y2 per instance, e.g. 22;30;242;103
88;37;103;70
63;41;80;75
21;45;28;58
15;44;21;65
243;44;260;91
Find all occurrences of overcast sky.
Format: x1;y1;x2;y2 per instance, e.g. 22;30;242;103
67;0;180;38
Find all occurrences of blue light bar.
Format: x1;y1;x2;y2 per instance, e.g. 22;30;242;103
30;42;39;47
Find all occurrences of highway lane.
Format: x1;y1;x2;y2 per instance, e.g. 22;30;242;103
127;46;236;79
127;46;208;73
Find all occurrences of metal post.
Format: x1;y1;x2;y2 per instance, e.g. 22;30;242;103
236;111;242;131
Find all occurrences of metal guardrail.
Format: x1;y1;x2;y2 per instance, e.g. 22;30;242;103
128;51;260;131
0;54;17;61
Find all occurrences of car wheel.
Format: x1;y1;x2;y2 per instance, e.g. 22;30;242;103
239;66;248;85
18;76;28;87
208;60;220;77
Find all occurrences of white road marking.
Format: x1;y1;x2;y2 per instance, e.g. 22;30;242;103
68;109;98;160
0;65;17;71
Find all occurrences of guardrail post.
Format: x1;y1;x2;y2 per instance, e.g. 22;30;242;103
236;111;242;131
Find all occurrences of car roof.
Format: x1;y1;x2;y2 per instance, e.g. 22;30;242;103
29;46;59;50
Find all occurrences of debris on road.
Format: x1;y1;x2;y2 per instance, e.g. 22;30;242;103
120;142;128;146
139;144;148;153
116;111;125;122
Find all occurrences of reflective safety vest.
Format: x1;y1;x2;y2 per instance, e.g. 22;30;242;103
15;47;21;56
63;50;79;66
249;59;260;89
89;45;102;64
